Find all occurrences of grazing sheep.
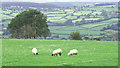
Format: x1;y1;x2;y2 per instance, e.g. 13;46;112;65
52;49;62;56
68;49;78;56
32;48;38;55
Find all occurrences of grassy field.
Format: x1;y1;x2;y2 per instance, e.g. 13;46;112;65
66;15;77;19
74;11;92;16
2;21;10;27
2;39;118;66
48;19;67;23
1;14;13;20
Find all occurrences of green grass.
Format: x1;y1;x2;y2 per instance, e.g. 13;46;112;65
47;14;56;17
47;16;67;23
2;11;11;14
74;18;82;21
91;12;102;15
100;18;118;23
47;12;65;14
81;23;110;28
48;18;118;38
56;26;84;31
66;11;74;14
2;39;118;66
11;13;18;17
0;39;1;67
59;35;69;38
85;18;103;20
47;17;62;20
50;30;72;34
74;11;92;16
86;7;118;11
81;18;118;29
66;15;77;19
0;31;3;35
47;14;66;17
80;29;105;34
2;21;10;27
48;19;66;23
89;25;108;31
2;14;12;20
74;18;103;22
48;26;67;30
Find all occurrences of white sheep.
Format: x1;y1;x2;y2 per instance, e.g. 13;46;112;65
52;49;62;56
32;48;38;55
68;49;78;56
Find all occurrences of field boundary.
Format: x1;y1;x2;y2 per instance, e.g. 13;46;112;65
1;66;119;68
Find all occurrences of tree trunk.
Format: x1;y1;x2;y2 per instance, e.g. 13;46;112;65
33;36;35;39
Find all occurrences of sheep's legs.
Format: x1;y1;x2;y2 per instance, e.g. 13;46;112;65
59;53;61;56
52;53;62;56
33;53;35;55
75;53;77;55
36;53;38;55
33;53;38;55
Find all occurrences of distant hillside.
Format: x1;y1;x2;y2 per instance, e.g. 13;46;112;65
49;2;118;7
49;2;94;7
94;3;116;6
2;2;60;8
2;2;118;8
48;2;74;7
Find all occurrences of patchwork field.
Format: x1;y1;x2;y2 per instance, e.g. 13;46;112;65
2;39;118;66
1;2;118;41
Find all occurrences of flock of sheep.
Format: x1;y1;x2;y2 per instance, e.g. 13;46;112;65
32;48;78;56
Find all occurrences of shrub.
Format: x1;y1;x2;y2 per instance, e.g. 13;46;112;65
70;31;82;40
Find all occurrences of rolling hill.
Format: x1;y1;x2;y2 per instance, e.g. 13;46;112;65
2;2;60;8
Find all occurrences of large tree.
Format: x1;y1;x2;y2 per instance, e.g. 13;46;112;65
7;9;50;39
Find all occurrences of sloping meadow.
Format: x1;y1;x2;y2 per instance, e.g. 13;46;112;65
2;39;118;66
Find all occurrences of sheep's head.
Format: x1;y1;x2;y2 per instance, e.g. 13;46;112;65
52;54;54;56
68;54;70;56
68;53;71;56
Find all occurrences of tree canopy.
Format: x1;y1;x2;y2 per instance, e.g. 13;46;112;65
7;9;50;39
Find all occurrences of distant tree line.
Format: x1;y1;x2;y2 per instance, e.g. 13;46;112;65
69;31;101;41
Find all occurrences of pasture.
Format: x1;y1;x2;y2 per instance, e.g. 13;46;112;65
2;39;118;66
1;14;13;20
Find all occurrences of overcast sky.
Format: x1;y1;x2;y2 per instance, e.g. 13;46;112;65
1;0;120;3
